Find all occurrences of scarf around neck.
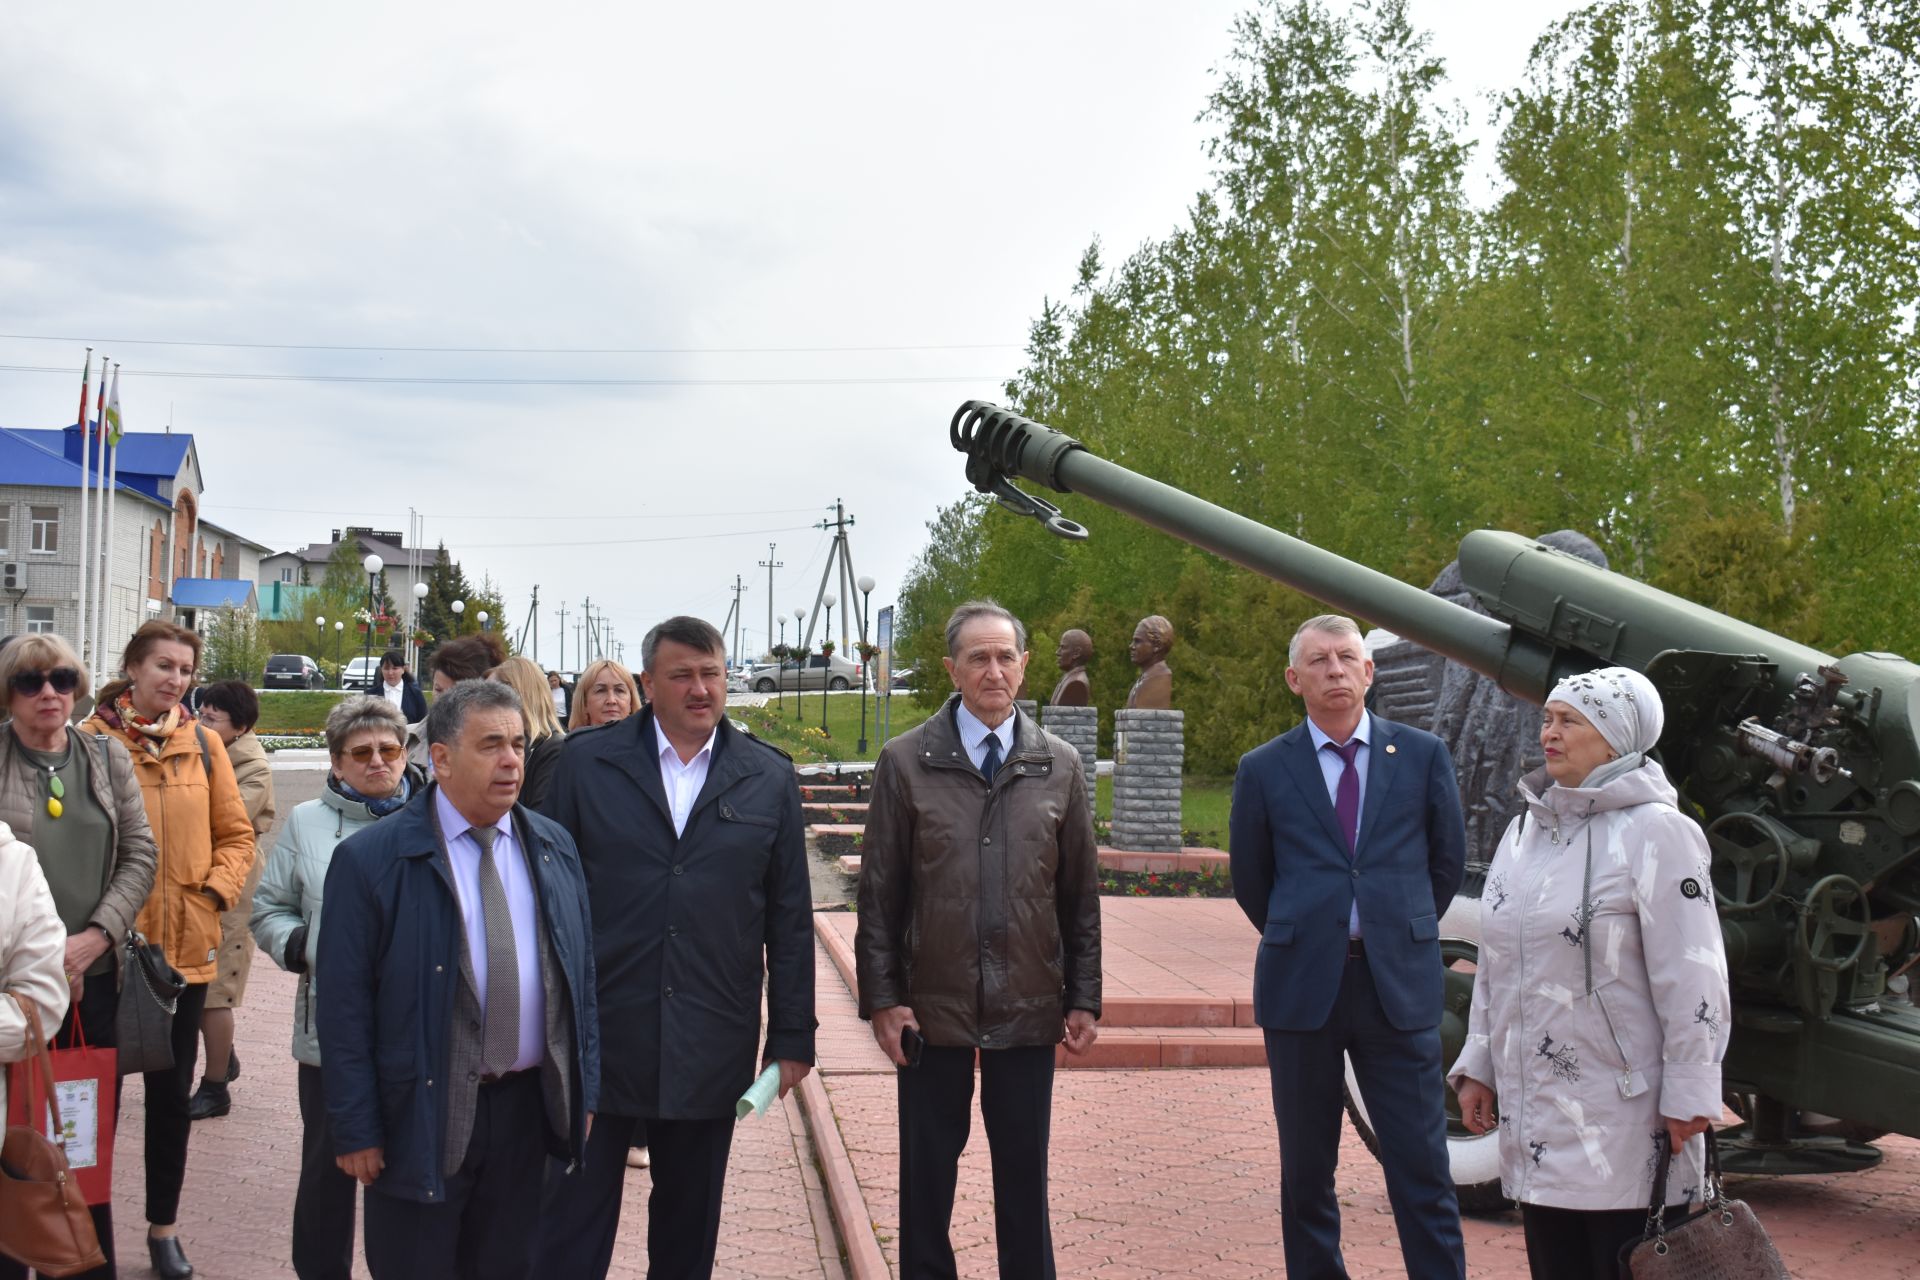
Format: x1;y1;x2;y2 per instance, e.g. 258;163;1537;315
331;771;412;817
105;689;186;757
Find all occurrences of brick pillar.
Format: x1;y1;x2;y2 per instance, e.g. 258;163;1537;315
1111;708;1183;853
1041;704;1098;834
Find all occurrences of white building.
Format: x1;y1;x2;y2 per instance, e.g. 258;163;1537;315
0;423;269;672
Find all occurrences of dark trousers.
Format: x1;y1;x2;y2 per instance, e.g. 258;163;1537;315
0;973;120;1280
143;981;208;1227
362;1071;548;1280
1263;949;1466;1280
293;1064;358;1280
898;1043;1056;1280
1520;1203;1646;1280
536;1112;735;1280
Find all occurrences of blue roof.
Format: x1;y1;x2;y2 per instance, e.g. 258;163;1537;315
0;426;189;502
172;578;257;610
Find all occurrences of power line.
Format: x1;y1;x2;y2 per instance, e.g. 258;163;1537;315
197;501;825;520
0;363;997;388
0;333;1022;355
458;522;814;550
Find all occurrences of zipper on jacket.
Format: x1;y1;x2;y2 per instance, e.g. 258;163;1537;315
1591;985;1635;1096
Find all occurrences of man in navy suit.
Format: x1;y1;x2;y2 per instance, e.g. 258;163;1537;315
1230;614;1468;1279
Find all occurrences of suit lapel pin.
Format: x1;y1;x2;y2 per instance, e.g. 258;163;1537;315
1385;744;1396;755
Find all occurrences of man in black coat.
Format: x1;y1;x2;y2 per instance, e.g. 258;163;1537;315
536;615;815;1280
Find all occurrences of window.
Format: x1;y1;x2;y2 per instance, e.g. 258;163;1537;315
26;607;54;634
0;506;10;554
29;506;59;553
281;567;295;582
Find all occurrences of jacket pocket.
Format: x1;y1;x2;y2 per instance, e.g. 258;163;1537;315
1590;985;1648;1099
1262;919;1295;946
1409;913;1439;942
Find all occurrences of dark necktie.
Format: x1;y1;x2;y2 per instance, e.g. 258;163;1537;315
470;825;520;1074
1328;738;1363;857
980;732;1003;781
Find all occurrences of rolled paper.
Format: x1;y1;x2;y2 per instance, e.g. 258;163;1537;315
735;1062;783;1119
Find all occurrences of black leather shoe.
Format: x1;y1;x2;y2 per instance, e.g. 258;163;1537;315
188;1079;230;1121
148;1234;194;1279
226;1048;240;1082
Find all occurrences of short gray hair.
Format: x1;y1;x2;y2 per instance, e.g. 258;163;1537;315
425;679;526;748
945;600;1027;657
324;695;408;758
1288;614;1364;667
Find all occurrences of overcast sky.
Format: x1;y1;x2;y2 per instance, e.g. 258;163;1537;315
1;1;1578;663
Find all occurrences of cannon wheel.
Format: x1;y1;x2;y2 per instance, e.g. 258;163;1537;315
1342;892;1507;1214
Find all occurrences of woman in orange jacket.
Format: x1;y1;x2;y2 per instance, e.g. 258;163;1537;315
82;620;253;1280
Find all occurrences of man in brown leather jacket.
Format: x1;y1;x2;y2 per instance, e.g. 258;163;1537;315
855;600;1102;1280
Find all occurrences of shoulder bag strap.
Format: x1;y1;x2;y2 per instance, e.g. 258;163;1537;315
194;723;213;779
2;990;62;1138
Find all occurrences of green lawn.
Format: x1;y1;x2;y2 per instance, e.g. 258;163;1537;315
728;691;935;764
253;690;351;735
1096;772;1234;850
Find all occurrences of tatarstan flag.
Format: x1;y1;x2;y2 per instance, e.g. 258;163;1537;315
75;353;91;436
105;366;122;446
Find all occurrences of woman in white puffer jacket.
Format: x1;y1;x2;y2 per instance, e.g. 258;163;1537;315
0;819;70;1124
1449;667;1731;1280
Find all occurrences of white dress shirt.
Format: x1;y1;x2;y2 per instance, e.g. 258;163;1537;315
954;700;1016;773
382;678;407;710
654;720;718;837
433;786;546;1072
1306;712;1372;940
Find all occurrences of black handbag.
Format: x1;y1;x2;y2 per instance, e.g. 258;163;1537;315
1618;1128;1788;1278
112;932;185;1077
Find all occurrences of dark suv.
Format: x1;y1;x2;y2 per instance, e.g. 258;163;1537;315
263;654;325;690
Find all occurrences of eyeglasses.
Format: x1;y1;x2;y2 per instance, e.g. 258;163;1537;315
345;742;406;764
9;668;81;697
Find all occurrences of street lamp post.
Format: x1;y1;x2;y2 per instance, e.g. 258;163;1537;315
315;614;326;672
477;610;490;633
451;599;465;635
362;554;384;679
334;620;344;671
821;600;834;736
774;617;787;718
792;608;806;722
856;575;875;754
412;580;429;667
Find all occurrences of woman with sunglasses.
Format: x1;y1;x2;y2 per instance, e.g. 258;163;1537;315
81;620;254;1280
0;633;158;1280
250;695;416;1280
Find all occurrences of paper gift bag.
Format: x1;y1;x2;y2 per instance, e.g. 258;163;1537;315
7;1022;116;1206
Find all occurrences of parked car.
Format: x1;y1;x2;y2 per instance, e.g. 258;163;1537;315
340;655;380;691
749;653;859;693
263;653;326;691
889;664;916;692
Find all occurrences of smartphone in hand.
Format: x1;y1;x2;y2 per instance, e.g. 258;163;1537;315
899;1025;926;1068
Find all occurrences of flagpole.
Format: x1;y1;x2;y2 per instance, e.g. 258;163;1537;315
91;366;110;675
100;363;123;673
74;350;94;665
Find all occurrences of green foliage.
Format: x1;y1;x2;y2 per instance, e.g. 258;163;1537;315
200;607;271;683
897;0;1920;774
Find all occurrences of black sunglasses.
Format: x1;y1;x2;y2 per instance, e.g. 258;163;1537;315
10;667;81;697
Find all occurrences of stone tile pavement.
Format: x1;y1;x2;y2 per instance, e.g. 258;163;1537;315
101;962;845;1279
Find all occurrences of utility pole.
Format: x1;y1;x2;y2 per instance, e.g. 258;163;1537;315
802;498;861;650
556;602;569;671
756;543;782;663
581;597;595;663
728;574;748;662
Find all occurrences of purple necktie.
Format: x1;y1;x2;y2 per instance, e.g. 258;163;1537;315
1329;738;1363;857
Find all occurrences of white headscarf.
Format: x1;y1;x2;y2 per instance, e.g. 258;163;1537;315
1544;666;1665;789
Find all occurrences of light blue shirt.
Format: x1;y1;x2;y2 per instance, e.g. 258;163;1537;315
1306;713;1372;939
954;700;1016;773
433;786;546;1073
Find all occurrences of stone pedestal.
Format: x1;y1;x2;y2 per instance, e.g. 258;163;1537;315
1111;708;1183;852
1015;699;1038;722
1041;704;1098;833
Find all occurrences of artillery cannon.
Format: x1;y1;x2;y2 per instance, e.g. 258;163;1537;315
950;400;1920;1200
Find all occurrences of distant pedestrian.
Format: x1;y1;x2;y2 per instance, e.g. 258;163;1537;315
0;633;157;1280
251;696;416;1280
317;680;598;1280
376;649;429;722
565;657;639;730
538;616;813;1280
547;670;570;725
856;600;1103;1280
189;679;279;1121
409;634;508;773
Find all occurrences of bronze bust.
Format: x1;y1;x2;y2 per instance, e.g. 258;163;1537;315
1048;629;1092;707
1125;615;1174;710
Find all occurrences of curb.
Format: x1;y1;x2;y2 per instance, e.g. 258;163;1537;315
796;1072;890;1280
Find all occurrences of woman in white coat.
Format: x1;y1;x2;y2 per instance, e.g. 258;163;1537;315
1450;667;1730;1279
0;820;69;1137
